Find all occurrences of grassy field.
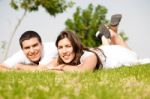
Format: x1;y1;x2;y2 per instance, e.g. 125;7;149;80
0;64;150;99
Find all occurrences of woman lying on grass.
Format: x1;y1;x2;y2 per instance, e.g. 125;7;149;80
47;30;103;72
48;29;150;72
95;14;150;68
95;24;139;68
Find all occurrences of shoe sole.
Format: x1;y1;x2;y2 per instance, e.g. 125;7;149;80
99;24;111;39
110;14;122;26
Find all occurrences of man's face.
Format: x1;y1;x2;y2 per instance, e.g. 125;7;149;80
22;37;43;63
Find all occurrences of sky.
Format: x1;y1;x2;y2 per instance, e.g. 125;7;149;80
0;0;150;62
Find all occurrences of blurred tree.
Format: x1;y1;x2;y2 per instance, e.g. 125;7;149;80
0;41;6;62
65;3;128;47
119;31;128;41
65;3;108;47
0;41;6;53
10;0;74;16
4;0;74;59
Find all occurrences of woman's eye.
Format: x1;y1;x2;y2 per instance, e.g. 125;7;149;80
66;45;72;48
58;46;62;49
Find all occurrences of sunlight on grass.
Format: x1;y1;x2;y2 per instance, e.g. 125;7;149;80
0;64;150;99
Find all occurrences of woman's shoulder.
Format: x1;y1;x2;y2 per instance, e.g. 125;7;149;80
80;50;97;64
80;50;95;61
83;50;95;57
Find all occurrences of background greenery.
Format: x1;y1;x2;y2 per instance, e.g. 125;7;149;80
1;0;74;59
65;3;108;47
1;1;128;59
0;64;150;99
65;3;128;47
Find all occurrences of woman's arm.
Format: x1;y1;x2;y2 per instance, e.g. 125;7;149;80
48;53;97;72
63;53;97;72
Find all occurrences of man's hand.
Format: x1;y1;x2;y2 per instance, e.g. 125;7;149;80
15;64;49;71
0;64;10;71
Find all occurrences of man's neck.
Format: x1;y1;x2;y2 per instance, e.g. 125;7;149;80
33;58;41;65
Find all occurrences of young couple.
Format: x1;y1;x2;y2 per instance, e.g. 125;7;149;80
0;14;147;72
0;30;102;72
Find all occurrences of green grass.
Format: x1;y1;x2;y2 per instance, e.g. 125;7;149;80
0;64;150;99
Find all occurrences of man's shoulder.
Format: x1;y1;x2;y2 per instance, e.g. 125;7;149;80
2;50;30;68
43;42;55;46
43;42;57;52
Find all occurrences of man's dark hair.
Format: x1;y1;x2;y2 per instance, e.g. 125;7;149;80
19;31;42;48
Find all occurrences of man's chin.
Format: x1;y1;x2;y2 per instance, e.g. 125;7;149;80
31;58;40;63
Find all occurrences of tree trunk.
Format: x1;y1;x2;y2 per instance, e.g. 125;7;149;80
4;10;27;60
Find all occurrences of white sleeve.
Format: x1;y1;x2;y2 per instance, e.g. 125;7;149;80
39;42;58;65
80;51;94;64
3;50;27;68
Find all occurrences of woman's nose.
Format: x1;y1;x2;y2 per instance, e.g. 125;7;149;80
62;47;67;53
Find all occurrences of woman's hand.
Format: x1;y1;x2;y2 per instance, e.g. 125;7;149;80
47;64;65;71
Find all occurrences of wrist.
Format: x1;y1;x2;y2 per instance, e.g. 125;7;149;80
59;64;65;71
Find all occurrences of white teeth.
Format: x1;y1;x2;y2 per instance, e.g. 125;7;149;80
64;55;69;58
63;55;69;59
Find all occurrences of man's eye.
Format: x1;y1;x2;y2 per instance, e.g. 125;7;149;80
24;47;30;50
33;44;38;47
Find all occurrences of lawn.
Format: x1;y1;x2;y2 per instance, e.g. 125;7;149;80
0;64;150;99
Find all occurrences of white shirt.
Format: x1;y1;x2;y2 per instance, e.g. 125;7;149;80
80;51;94;64
3;42;57;68
81;46;150;69
99;45;138;68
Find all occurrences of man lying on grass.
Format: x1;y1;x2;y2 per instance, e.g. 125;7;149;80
0;30;57;71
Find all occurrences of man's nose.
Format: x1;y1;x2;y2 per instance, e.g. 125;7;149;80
29;47;34;53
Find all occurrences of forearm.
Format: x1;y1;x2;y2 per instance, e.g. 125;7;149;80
53;64;92;72
48;58;96;72
62;54;97;72
62;65;80;72
48;64;78;72
63;65;94;72
0;64;10;71
15;64;47;71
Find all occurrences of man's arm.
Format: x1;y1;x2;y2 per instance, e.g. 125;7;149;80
0;64;10;71
15;64;48;71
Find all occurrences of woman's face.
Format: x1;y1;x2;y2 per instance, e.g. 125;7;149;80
57;38;75;64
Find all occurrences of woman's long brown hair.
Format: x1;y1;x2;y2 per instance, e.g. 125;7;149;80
56;30;84;65
55;30;103;69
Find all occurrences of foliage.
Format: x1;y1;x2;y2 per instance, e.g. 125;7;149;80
65;3;108;47
0;41;6;50
0;41;6;55
10;0;74;16
3;0;74;60
119;31;128;41
0;64;150;99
